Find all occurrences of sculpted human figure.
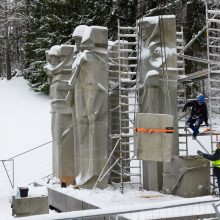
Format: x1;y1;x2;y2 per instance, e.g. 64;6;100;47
68;26;108;188
138;16;177;114
44;44;75;185
66;25;89;106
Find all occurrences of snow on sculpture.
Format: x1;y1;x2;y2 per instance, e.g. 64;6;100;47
44;44;75;185
68;26;109;188
66;25;89;105
135;15;178;191
138;15;177;115
136;15;178;159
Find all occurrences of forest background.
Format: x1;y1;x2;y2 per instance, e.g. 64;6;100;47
0;0;206;95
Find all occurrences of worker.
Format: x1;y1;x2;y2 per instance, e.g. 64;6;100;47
182;94;208;139
197;142;220;195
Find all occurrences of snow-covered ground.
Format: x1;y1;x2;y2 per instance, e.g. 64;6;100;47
0;77;51;159
0;76;220;219
0;77;52;219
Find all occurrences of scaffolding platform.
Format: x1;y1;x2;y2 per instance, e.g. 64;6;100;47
179;132;220;137
178;69;208;84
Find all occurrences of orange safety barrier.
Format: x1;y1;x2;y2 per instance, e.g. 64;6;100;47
135;127;175;133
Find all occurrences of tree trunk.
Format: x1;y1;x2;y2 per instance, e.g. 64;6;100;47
5;28;11;80
15;0;20;63
4;0;11;80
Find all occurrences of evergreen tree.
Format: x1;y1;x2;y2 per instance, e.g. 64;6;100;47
23;0;207;94
24;0;121;93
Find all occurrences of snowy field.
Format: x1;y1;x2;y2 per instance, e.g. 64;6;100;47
0;77;51;159
0;77;52;219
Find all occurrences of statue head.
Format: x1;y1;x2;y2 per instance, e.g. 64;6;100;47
72;25;89;52
44;45;74;75
80;26;108;52
44;45;62;75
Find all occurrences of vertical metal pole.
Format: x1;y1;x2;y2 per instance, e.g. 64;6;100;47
205;0;216;194
12;159;14;189
118;19;124;194
136;20;142;190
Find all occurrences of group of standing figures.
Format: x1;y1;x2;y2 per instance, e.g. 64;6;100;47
44;25;109;188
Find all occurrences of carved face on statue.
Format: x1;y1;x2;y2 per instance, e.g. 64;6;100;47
44;45;74;75
44;45;62;75
72;25;89;52
48;55;60;67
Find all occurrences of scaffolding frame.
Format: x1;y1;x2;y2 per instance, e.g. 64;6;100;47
94;20;142;193
177;0;220;194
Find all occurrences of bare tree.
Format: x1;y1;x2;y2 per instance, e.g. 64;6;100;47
4;1;11;80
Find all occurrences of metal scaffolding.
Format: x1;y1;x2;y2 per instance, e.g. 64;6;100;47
206;0;220;194
176;26;189;156
94;21;142;193
177;0;220;194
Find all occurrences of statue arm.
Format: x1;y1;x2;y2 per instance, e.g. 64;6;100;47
66;52;87;106
68;53;87;86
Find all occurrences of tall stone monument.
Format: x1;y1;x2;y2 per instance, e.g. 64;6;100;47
68;26;109;188
137;15;178;191
44;44;75;185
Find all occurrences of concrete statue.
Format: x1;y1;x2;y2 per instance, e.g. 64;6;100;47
136;15;178;191
136;16;210;197
44;44;75;185
68;25;109;188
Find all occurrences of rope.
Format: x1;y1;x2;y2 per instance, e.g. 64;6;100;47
158;0;172;115
137;11;144;112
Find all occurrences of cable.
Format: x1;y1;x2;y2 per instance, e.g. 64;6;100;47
158;0;172;115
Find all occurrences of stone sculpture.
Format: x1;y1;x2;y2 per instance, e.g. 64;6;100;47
68;26;108;188
44;44;75;185
137;15;178;191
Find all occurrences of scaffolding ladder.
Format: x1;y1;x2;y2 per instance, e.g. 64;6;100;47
95;21;142;193
206;0;220;194
117;21;142;193
176;21;217;158
176;26;189;156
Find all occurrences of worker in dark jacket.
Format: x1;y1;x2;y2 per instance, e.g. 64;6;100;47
182;94;208;139
197;142;220;194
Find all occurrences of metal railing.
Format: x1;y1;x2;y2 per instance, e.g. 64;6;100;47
18;197;220;220
0;159;14;188
0;141;52;193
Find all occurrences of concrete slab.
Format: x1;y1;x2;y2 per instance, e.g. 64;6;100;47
44;184;217;220
163;156;210;197
12;195;49;217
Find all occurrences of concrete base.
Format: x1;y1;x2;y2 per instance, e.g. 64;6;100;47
163;156;210;197
48;187;104;220
48;187;97;212
11;195;49;217
46;186;216;220
142;160;163;191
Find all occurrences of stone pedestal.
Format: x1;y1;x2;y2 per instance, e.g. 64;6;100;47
163;156;210;197
11;195;49;217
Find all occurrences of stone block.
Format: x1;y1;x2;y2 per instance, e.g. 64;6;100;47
12;195;48;217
